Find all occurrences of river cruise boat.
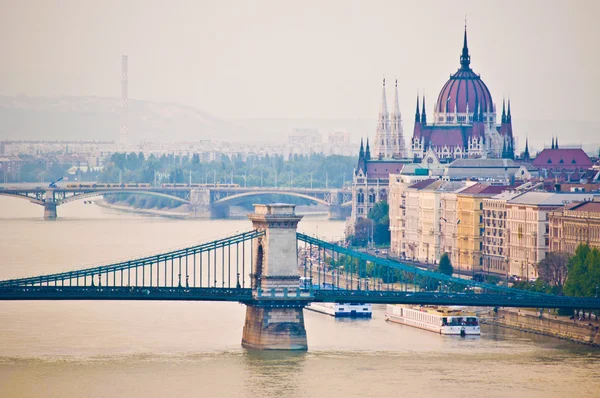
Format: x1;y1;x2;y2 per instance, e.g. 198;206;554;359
307;302;372;318
385;305;480;336
300;277;372;318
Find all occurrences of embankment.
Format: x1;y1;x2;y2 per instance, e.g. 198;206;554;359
95;199;189;219
488;309;600;347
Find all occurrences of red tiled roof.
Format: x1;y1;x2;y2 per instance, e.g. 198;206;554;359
569;201;600;213
532;148;592;169
458;183;509;195
365;161;405;179
416;126;467;148
408;178;438;189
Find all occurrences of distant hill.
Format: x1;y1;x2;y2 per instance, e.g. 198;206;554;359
1;96;598;156
0;96;254;143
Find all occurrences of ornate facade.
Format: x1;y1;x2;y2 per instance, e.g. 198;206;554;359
411;27;514;161
549;199;600;255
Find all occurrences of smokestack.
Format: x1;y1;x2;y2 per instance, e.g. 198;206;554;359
119;55;128;151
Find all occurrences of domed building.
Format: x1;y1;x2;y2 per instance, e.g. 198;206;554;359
411;27;514;160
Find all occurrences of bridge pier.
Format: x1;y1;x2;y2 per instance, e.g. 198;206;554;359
210;204;230;219
327;204;350;220
44;202;57;219
242;303;307;350
242;204;308;350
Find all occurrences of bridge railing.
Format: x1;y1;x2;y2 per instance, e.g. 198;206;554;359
0;230;264;289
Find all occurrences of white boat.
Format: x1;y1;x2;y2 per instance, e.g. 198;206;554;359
307;302;372;318
385;305;480;335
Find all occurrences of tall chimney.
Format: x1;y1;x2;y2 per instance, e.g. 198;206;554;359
119;55;128;151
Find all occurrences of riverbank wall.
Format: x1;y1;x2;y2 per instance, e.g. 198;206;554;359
95;199;189;219
488;309;600;347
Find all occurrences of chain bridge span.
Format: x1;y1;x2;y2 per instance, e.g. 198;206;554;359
0;184;352;219
1;204;598;350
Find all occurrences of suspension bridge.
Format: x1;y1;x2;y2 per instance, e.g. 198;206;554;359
1;203;599;350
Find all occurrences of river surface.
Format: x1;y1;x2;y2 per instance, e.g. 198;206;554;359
0;198;599;398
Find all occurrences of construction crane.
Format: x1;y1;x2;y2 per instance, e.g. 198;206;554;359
48;177;63;188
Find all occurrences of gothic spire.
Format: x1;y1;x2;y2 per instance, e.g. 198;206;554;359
365;138;371;160
507;98;512;123
501;98;506;124
551;136;555;149
460;23;471;69
393;79;400;114
415;94;421;123
421;95;427;124
524;137;530;161
359;138;364;159
555;136;558;149
380;78;388;115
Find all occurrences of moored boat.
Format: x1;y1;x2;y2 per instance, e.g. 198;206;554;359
307;302;372;318
385;305;480;336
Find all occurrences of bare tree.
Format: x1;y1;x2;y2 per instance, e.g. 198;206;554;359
535;252;569;287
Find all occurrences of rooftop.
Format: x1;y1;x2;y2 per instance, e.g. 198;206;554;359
449;158;520;169
508;192;595;206
458;183;509;195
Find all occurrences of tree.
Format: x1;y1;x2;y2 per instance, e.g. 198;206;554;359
438;253;453;276
564;244;592;297
349;218;372;247
535;251;569;287
368;201;390;245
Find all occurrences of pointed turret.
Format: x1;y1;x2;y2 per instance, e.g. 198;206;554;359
507;138;514;159
356;138;365;175
359;138;364;158
460;24;471;70
524;137;530;161
551;137;555;149
555;136;559;149
507;98;512;123
421;95;427;124
501;99;507;124
365;138;371;160
415;94;421;123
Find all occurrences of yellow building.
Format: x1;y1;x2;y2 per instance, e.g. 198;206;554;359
456;184;507;275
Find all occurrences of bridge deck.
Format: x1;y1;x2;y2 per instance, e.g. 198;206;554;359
1;286;599;309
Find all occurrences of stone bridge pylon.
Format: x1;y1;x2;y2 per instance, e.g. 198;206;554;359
241;204;309;350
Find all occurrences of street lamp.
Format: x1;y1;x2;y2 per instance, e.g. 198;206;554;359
369;218;374;249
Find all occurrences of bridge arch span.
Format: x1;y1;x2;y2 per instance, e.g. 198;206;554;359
59;190;191;205
212;190;330;207
0;192;45;206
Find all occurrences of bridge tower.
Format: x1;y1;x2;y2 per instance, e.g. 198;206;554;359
242;204;308;350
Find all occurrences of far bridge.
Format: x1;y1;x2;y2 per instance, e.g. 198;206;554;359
1;203;598;350
0;184;352;219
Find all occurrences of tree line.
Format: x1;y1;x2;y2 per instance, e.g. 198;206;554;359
513;244;600;318
98;152;357;189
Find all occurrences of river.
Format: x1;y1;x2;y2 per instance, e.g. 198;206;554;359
0;198;599;398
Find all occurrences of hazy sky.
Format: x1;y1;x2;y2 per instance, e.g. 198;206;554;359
1;0;599;122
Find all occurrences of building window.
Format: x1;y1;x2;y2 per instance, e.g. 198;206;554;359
357;189;364;204
368;190;376;204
